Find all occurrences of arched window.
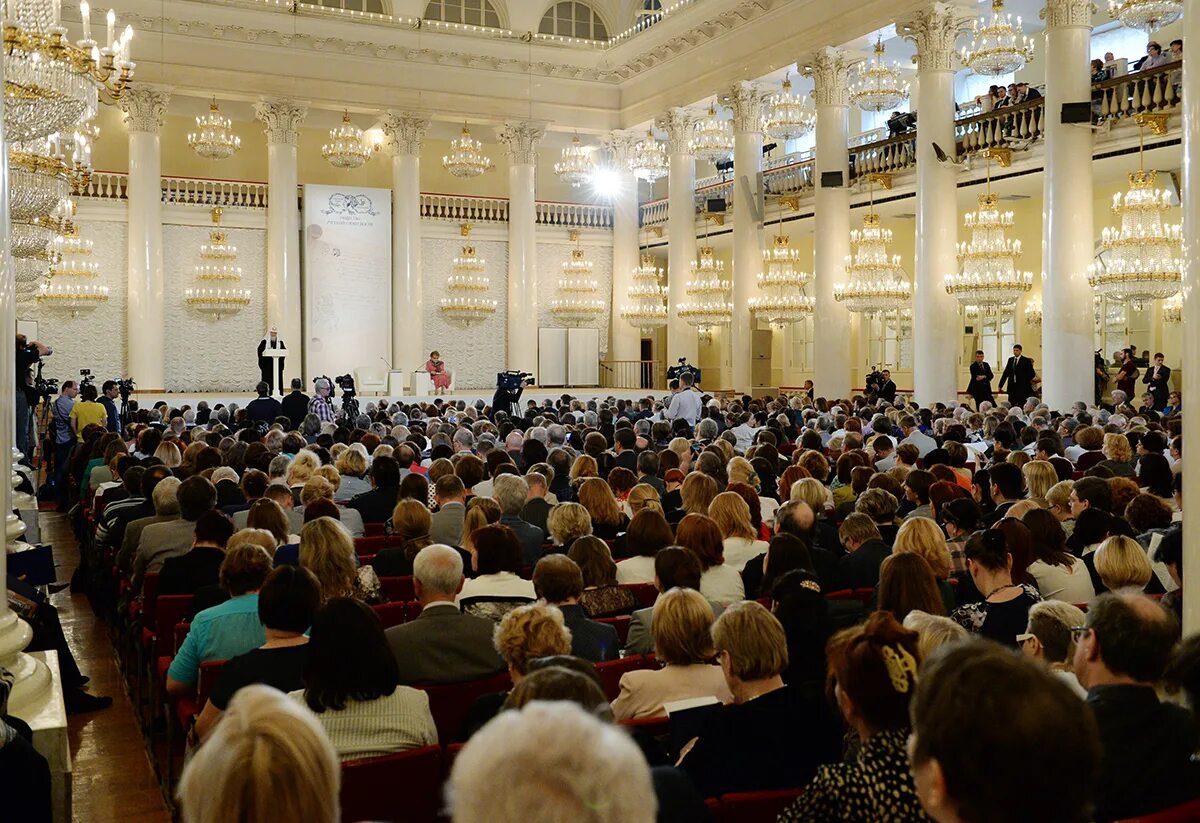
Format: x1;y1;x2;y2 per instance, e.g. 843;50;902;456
638;0;662;19
424;0;501;27
313;0;388;12
539;1;608;40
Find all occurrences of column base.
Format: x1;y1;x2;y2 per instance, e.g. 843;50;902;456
0;611;53;715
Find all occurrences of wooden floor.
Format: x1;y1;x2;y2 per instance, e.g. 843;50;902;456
43;510;172;823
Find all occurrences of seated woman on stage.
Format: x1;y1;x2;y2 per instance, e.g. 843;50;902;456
425;351;451;395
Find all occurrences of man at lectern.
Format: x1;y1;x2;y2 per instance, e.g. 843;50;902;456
257;326;287;394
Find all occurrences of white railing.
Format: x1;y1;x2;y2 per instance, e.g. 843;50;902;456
640;199;668;227
763;159;814;195
1095;61;1181;123
849;127;889;147
955;99;1045;155
78;171;269;208
850;133;917;179
78;170;127;200
420;193;509;222
535;201;613;229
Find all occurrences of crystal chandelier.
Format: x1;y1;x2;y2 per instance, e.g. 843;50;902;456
677;245;732;341
551;231;605;326
322;111;375;169
188;98;241;160
849;37;910;113
554;134;593;188
750;232;813;328
443;125;493;179
836;174;911;316
1087;116;1181;311
1162;293;1182;323
620;253;669;332
689;104;733;163
440;224;497;325
630;129;668;182
945;150;1033;314
185;207;251;319
37;222;108;316
1108;0;1183;33
4;0;135;142
1024;296;1042;327
960;0;1034;77
762;74;816;141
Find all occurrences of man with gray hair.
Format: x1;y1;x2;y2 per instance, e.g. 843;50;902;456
309;378;336;423
385;545;504;685
493;473;546;564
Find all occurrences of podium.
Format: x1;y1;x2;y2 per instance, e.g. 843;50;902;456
261;347;287;392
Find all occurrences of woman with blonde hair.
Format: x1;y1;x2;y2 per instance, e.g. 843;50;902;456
372;499;433;577
1092;535;1153;593
545;501;592;550
610;588;732;720
300;517;380;603
668;437;693;474
462;497;502;553
670;472;718;526
576;477;628;540
333;447;371;501
154;440;182;469
1022;460;1059;501
626;484;663;517
568;454;599;489
287;450;321;502
707;491;768;573
1045;480;1076;535
1099;432;1135;477
177;684;340;823
228;528;279;559
901;610;968;662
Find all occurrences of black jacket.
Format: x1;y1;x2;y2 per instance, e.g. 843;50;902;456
245;396;283;426
967;361;994;400
1088;684;1200;822
557;604;619;663
998;355;1037;402
280;390;310;431
836;540;891;590
158;546;225;597
347;486;400;524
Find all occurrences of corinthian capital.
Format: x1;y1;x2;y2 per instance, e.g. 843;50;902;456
802;47;853;107
1041;0;1097;28
381;111;431;156
601;130;643;173
727;81;770;134
495;121;546;165
656;107;699;155
120;87;171;134
900;3;971;72
254;98;308;146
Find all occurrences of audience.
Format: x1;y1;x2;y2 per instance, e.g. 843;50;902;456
951;528;1042;647
1018;600;1089;697
531;555;619;662
568;535;640;617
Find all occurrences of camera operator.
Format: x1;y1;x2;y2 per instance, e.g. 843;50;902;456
99;380;121;432
664;369;703;426
15;334;50;463
491;371;532;421
310;377;337;423
51;381;78;510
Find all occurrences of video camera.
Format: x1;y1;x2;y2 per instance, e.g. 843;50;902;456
666;357;701;385
496;371;535;391
864;367;885;398
79;368;96;390
114;377;136;400
334;374;356;393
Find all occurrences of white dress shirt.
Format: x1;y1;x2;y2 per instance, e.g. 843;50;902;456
665;389;703;425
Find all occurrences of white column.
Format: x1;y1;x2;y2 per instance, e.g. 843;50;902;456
659;108;699;366
1041;0;1095;411
120;87;169;390
496;121;545;373
905;4;963;406
381;111;430;372
254;98;307;387
604;131;643;364
0;61;52;715
1179;0;1200;636
729;81;768;394
805;48;853;399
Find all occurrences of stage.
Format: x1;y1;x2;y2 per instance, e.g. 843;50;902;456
128;387;659;413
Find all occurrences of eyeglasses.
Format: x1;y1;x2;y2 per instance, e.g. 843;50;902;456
1069;626;1092;639
1015;633;1036;644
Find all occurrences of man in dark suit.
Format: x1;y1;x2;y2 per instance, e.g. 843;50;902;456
997;344;1036;406
1074;593;1200;821
386;545;505;685
245;381;283;426
533;555;619;663
967;350;995;408
636;451;666;498
775;501;843;592
983;462;1024;526
520;472;554;536
346;456;401;524
877;370;897;404
158;511;235;597
494;474;546;565
611;427;638;472
279;378;310;431
835;514;891;589
1142;353;1171;411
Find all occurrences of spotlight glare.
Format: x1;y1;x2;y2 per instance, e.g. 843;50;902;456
590;166;622;199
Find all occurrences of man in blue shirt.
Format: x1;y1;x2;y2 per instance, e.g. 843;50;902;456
99;380;121;432
52;381;77;510
245;381;283;426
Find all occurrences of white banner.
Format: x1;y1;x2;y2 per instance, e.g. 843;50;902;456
302;185;392;387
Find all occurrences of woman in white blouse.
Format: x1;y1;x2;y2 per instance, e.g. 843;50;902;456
611;588;732;720
675;513;745;606
1023;509;1095;604
456;524;537;607
291;597;437;762
708;491;769;573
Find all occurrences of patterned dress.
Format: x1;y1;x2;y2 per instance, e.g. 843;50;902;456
425;359;451;390
778;728;931;823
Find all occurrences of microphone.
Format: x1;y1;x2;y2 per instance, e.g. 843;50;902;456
380;356;392;370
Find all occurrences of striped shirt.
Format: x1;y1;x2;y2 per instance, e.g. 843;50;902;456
289;687;438;762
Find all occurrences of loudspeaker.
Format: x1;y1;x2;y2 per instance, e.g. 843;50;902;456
820;171;844;188
714;159;734;173
706;197;727;213
1061;102;1092;124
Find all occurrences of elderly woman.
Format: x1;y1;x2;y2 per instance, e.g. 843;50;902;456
291;597;437;760
460;602;573;739
333;446;372;501
546;501;593;551
611;588;732;720
678;602;842;798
